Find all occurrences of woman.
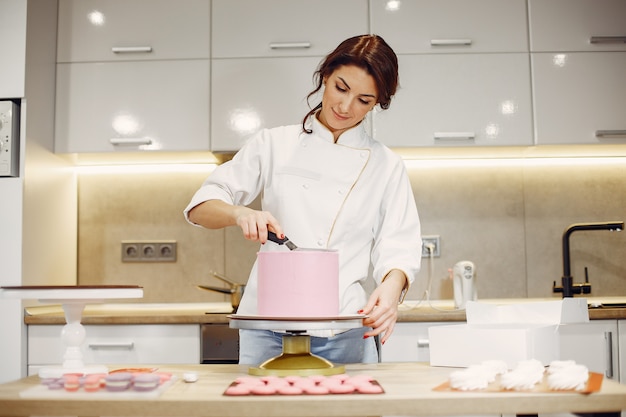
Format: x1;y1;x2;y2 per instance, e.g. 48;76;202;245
185;34;421;364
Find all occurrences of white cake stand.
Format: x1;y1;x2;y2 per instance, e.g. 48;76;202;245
228;314;365;376
0;285;143;378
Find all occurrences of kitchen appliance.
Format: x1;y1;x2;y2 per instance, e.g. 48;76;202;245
0;99;20;177
453;261;477;309
200;323;239;364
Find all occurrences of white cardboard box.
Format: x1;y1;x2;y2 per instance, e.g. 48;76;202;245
428;298;589;369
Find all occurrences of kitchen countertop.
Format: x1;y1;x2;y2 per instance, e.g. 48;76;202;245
1;362;625;417
22;297;626;325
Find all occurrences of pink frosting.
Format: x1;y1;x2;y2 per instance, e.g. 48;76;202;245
257;250;339;317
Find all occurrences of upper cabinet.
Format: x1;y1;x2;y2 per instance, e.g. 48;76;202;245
212;0;368;59
0;0;26;98
57;0;210;62
370;0;529;54
370;0;532;147
529;0;626;145
374;53;533;147
210;0;368;152
54;0;210;153
529;0;626;52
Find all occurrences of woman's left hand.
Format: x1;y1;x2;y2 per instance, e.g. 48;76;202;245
360;270;407;344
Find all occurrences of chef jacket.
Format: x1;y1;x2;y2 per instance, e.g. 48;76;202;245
185;116;422;326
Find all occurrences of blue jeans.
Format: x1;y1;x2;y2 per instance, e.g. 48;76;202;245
239;327;379;365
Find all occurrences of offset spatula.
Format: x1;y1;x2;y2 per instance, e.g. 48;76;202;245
267;231;298;250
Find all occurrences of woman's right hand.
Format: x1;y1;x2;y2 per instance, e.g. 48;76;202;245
233;206;284;244
188;200;283;244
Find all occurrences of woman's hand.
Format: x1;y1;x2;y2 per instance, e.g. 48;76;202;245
360;270;407;344
188;200;284;243
233;206;283;243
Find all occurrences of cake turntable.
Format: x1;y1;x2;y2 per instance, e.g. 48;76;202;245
228;314;365;376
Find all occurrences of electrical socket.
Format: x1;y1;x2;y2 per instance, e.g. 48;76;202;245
122;240;177;262
421;235;440;258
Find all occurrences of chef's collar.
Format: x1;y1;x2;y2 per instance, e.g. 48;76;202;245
311;111;367;146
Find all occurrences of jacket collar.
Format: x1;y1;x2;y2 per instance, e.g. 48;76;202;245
310;112;368;147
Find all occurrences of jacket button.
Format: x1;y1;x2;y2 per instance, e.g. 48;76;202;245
317;240;324;246
302;183;309;189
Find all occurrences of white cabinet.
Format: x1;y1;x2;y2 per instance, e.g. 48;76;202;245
380;322;453;362
212;0;368;58
57;0;210;62
529;0;626;145
559;320;619;380
54;0;210;153
532;52;626;145
370;0;529;54
210;0;367;152
211;57;320;152
374;54;533;147
55;60;210;153
370;0;532;148
28;324;200;376
529;0;626;52
0;0;26;98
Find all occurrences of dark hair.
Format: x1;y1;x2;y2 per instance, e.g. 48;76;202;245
301;34;399;133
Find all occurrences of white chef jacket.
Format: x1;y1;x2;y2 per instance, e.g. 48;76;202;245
185;116;422;323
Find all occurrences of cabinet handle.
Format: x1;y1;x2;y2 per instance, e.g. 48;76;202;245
88;342;134;350
110;138;153;146
111;46;153;53
434;132;476;141
595;130;626;138
604;331;614;379
269;42;311;49
430;39;472;46
417;338;430;348
590;36;626;44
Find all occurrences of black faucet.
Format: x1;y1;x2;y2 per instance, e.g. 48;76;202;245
553;221;624;298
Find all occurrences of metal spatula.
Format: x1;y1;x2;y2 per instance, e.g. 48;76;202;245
267;231;298;250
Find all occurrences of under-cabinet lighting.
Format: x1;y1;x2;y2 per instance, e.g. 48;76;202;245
75;163;218;175
404;156;626;169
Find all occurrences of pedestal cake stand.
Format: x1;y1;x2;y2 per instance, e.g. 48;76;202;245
229;314;365;376
1;285;143;378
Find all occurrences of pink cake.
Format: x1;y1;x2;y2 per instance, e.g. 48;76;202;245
257;250;339;317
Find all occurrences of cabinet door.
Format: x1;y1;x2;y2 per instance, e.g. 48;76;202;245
211;0;368;58
380;322;452;362
57;0;210;62
28;324;200;366
211;57;321;152
0;0;26;98
374;53;533;147
532;52;626;145
559;320;619;380
370;0;528;54
529;0;626;52
55;60;210;153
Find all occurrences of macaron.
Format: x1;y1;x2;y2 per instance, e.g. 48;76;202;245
105;372;133;392
63;374;81;392
133;373;161;392
83;374;102;392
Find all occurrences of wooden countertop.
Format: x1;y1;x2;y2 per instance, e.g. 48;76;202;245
1;363;625;417
22;298;626;325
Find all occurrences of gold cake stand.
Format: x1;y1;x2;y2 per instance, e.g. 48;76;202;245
228;314;365;376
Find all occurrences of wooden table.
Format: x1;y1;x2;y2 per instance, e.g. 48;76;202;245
0;363;625;417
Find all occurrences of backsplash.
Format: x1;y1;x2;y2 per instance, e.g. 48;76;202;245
77;158;626;303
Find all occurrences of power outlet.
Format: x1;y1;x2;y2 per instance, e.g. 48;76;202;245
421;235;440;258
122;240;177;262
